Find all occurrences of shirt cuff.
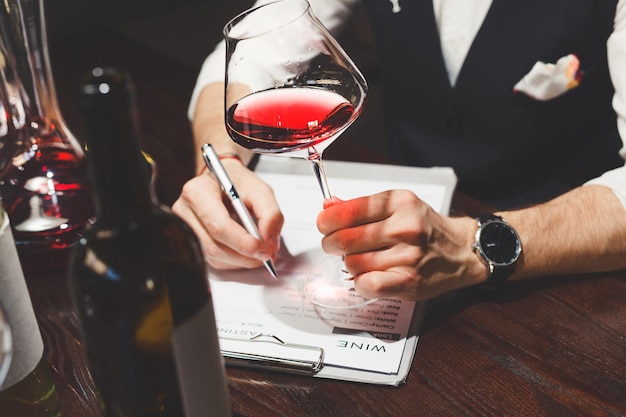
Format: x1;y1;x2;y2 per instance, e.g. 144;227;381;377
585;165;626;211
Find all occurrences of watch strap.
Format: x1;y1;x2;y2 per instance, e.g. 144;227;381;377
483;260;516;289
476;213;500;224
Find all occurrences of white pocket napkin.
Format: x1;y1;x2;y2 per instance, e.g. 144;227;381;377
513;54;581;101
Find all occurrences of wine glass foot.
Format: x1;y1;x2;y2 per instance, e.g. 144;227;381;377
304;256;378;310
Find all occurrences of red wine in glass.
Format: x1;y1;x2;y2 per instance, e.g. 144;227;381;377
227;87;354;155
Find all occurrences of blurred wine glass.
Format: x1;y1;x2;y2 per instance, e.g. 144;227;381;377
0;36;28;180
0;0;94;273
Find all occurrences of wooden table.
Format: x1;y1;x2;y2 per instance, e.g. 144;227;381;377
24;31;626;417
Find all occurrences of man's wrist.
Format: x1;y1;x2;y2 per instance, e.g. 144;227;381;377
196;145;249;176
452;216;490;286
217;152;245;165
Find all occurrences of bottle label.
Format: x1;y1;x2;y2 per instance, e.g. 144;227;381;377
172;300;231;417
0;213;44;390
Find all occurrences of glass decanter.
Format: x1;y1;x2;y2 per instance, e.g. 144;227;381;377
0;0;94;272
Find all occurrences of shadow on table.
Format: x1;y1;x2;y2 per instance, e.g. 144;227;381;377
420;273;602;335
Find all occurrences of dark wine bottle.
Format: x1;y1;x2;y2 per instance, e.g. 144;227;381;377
68;67;231;417
0;202;60;416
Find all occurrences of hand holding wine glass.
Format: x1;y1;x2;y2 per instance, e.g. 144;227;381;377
223;0;373;309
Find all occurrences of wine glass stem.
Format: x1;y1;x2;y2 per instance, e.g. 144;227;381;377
308;149;352;278
308;150;332;200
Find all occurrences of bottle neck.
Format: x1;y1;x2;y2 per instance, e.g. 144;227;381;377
88;130;155;227
79;76;155;226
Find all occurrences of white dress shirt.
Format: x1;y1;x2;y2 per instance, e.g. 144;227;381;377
190;0;626;209
432;0;492;86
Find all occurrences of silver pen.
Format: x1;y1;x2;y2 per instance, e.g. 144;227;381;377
201;143;278;280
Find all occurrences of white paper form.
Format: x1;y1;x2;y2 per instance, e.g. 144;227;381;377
208;157;457;385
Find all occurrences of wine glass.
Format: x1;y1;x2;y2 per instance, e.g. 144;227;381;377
224;0;375;309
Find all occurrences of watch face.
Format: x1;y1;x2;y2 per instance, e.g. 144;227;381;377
479;221;521;265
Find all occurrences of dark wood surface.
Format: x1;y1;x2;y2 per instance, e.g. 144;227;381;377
24;31;626;417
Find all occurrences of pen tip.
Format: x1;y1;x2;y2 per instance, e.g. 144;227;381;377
265;261;279;280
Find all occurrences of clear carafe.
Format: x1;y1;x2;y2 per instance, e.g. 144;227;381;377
0;0;94;273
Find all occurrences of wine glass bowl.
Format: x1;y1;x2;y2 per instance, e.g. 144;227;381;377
224;0;375;309
224;0;366;161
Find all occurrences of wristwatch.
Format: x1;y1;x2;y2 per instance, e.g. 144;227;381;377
473;214;522;288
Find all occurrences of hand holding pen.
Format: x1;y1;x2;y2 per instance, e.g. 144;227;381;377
201;144;278;280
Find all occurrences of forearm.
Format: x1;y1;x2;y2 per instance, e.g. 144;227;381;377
501;184;626;280
190;82;255;173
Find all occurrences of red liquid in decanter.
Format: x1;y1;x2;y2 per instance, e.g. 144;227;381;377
0;116;94;273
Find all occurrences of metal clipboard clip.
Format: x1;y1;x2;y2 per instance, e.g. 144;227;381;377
219;333;325;375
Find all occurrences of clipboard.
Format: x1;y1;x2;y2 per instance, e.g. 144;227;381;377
208;157;457;385
220;333;324;375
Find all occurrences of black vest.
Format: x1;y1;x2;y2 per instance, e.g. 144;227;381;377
361;0;624;208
